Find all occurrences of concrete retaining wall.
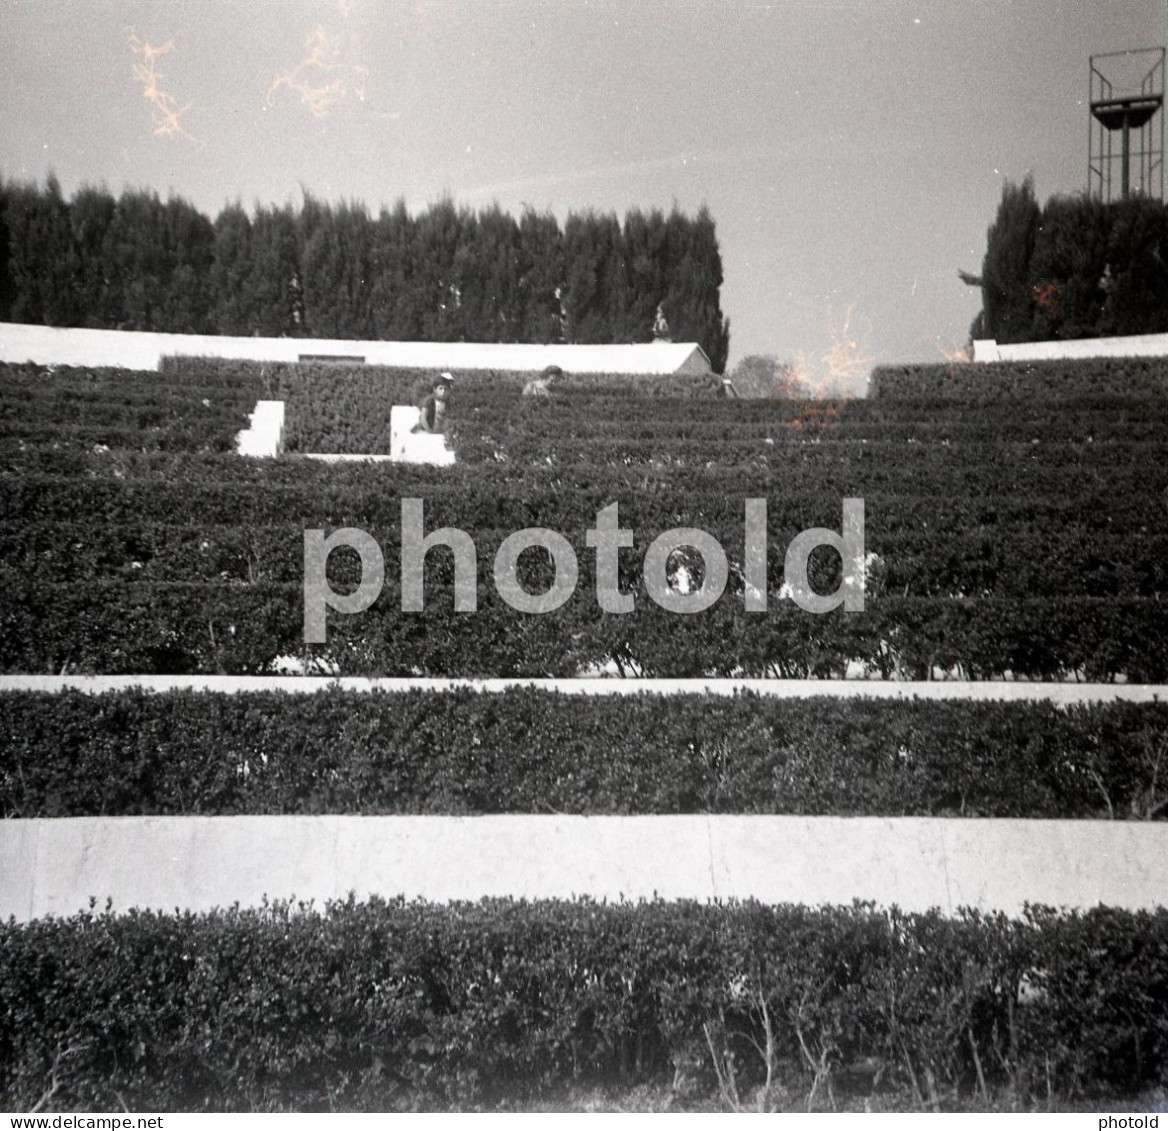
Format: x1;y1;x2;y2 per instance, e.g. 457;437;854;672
974;332;1168;363
1;674;1162;704
0;322;710;375
2;815;1164;922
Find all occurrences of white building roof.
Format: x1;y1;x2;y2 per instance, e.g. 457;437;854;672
0;323;712;375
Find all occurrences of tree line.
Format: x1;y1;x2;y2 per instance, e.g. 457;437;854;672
0;175;730;371
966;176;1168;345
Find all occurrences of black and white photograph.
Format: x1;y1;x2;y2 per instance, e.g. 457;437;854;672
1;0;1167;1117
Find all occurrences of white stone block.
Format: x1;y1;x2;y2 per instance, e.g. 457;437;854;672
235;400;285;458
390;405;456;465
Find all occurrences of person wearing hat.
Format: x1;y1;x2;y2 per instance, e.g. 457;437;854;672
522;364;563;398
412;371;454;434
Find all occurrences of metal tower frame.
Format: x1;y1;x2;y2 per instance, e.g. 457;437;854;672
1089;47;1165;201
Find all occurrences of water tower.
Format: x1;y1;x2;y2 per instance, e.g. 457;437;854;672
1088;47;1164;201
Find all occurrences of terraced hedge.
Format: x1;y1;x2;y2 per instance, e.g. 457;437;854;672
157;356;723;454
2;464;1166;676
5;580;1168;679
0;363;261;453
870;357;1168;402
3;689;1167;819
3;898;1166;1111
3;358;1168;677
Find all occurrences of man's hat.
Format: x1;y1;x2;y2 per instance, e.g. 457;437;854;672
438;371;455;383
540;365;563;378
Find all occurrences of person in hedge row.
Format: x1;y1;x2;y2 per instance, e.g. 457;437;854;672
412;371;454;434
522;364;563;398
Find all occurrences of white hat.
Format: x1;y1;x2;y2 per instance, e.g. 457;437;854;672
439;371;455;383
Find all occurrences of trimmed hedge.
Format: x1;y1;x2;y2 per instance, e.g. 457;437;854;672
155;356;1168;459
0;363;263;454
870;358;1168;402
155;357;723;454
2;689;1167;819
4;579;1168;679
5;361;1168;678
6;486;1168;597
2;898;1166;1111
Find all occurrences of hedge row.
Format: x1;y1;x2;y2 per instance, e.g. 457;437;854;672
870;358;1168;402
3;513;1167;601
3;898;1166;1111
3;689;1166;819
5;445;1168;510
3;462;1166;597
3;580;1167;679
0;364;260;453
0;362;266;396
5;361;1166;678
150;356;1168;459
6;365;1168;465
155;358;724;453
9;430;1168;508
449;426;1168;468
7;466;1166;532
159;355;727;400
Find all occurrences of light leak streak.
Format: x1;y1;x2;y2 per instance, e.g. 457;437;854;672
267;25;368;119
129;34;197;141
792;304;874;398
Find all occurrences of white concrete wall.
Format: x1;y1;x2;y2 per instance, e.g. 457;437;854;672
302;453;395;463
1;815;1164;922
974;332;1168;363
0;322;710;375
1;674;1163;704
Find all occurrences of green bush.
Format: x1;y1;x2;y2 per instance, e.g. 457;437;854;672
156;357;722;454
0;363;262;453
2;689;1167;819
870;357;1168;402
5;361;1168;678
2;898;1165;1111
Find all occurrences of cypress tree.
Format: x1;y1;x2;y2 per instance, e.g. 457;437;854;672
1026;194;1108;341
70;185;118;328
1100;196;1168;338
106;188;168;330
621;206;668;342
980;176;1040;343
160;196;215;334
337;200;374;338
461;204;521;341
4;181;45;324
38;175;82;326
659;205;730;371
250;204;301;336
0;178;10;322
517;208;565;343
370;199;418;340
0;182;733;354
414;198;465;342
563;209;621;343
211;201;254;335
4;175;81;326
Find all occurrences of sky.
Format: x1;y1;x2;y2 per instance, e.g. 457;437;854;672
2;0;1166;389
